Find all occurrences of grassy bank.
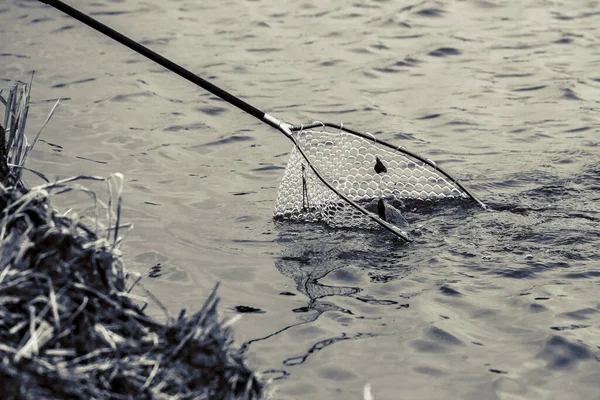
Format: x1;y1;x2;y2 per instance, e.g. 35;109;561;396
0;81;263;400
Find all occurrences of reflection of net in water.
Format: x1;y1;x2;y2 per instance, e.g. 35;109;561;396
275;125;480;231
276;255;360;301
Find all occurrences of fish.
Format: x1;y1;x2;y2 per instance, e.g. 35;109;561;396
374;156;387;174
377;198;409;228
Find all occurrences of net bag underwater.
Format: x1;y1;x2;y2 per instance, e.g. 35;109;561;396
37;0;486;243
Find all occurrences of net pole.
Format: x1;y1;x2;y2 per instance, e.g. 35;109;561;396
36;0;287;131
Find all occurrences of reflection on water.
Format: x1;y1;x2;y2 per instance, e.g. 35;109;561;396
2;0;600;398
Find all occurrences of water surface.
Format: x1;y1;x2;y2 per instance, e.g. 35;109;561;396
1;0;599;398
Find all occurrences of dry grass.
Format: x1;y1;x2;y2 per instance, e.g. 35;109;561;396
0;81;263;400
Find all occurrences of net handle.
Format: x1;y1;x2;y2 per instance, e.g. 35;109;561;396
37;0;290;133
290;122;486;209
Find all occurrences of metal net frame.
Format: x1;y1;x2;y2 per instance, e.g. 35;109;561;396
274;122;485;241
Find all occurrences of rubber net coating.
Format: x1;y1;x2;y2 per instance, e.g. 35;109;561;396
274;128;468;229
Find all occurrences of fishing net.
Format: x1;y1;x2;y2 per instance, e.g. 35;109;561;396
274;123;482;238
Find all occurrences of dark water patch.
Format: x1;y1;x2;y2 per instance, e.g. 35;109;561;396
280;255;310;264
537;335;591;369
231;191;256;196
563;126;591;133
562;88;581;100
319;59;343;67
317;366;355;381
304;108;359;115
558;308;598;321
51;77;95;88
374;67;401;73
563;270;600;279
411;340;446;353
334;12;364;19
279;291;296;296
111;92;154;102
164;123;208;132
529;303;548;313
251;165;285;172
414;366;444;376
428;47;461;57
30;17;53;24
0;53;29;59
415;8;444;17
552;11;600;21
356;296;398;306
555;37;573;44
418;113;441;120
394;59;418;67
489;369;508;374
123;58;145;64
514;85;546;92
53;24;75;32
352;48;375;55
427;327;464;346
439;285;461;296
523;183;570;197
509;128;527;134
476;0;503;7
551;325;589;331
208;96;227;103
496;268;536;279
197;106;228;116
369;272;403;283
444;120;477;126
353;2;381;9
202;135;253;146
139;38;172;46
234;305;265;314
328;268;361;284
495;73;535;78
389;34;426;40
236;215;260;224
491;43;539;50
89;10;137;16
246;48;282;53
371;43;391;51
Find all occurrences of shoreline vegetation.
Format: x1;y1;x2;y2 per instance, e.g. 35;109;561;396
0;81;263;399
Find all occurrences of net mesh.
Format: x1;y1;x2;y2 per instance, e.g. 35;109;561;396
274;127;468;229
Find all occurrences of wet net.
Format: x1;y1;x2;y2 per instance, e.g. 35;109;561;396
274;123;482;239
